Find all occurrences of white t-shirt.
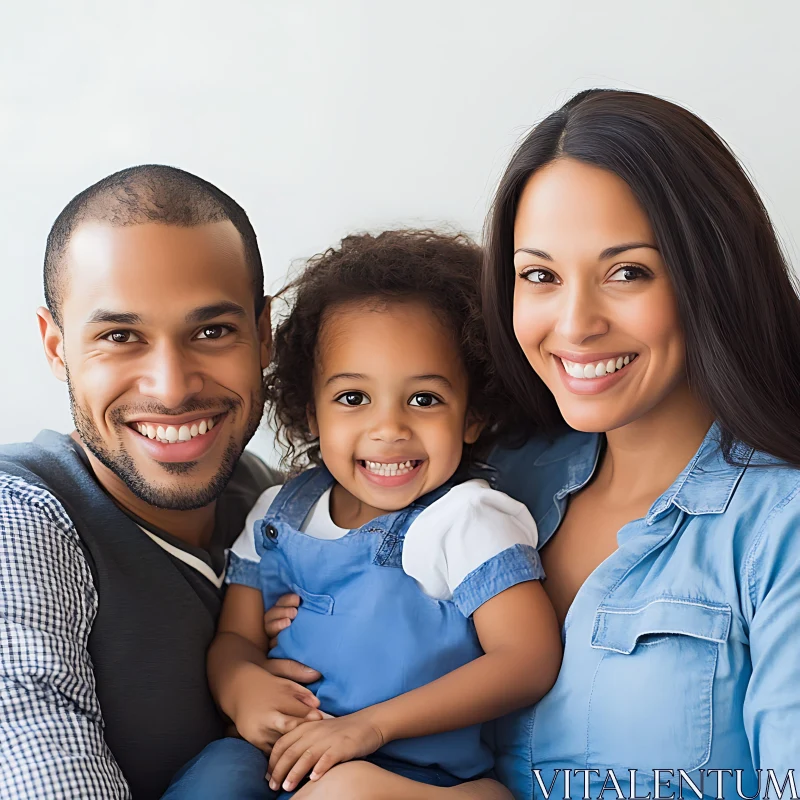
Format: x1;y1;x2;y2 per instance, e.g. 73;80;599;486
230;478;539;603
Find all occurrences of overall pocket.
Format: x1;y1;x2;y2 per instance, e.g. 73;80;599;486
587;597;731;772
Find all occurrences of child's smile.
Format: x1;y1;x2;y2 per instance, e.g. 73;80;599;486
308;299;482;530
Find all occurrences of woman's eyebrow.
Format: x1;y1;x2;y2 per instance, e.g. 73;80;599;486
599;242;659;259
514;247;552;260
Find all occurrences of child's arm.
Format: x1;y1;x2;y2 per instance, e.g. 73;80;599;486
208;584;323;752
267;579;561;793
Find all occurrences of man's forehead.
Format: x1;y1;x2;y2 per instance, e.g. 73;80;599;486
62;220;253;321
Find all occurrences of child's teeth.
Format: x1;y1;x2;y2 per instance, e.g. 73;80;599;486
364;460;417;476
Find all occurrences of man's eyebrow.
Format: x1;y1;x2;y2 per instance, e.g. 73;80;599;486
412;374;453;389
599;242;659;259
86;309;143;325
514;247;552;261
325;372;367;386
185;302;248;324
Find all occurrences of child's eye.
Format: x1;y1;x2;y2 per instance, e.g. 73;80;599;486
409;393;441;407
335;392;370;406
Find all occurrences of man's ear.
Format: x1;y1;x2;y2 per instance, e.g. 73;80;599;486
307;404;319;438
257;296;273;370
37;307;67;382
463;410;484;445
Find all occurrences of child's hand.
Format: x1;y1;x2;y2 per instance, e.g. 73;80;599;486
267;712;384;792
230;662;323;752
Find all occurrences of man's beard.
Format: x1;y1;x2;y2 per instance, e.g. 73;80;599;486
67;374;264;511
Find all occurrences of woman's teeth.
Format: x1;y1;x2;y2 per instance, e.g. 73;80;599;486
362;460;417;477
133;417;216;444
561;355;636;379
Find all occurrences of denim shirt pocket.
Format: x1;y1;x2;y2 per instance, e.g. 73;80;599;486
587;597;731;773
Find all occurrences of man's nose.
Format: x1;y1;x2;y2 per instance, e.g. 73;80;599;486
368;407;412;443
138;344;204;409
555;282;609;344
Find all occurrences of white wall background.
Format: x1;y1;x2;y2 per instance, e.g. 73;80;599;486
2;0;799;465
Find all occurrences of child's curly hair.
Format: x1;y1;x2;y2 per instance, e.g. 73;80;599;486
266;229;514;471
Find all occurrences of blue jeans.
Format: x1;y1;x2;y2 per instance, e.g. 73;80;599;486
163;737;466;799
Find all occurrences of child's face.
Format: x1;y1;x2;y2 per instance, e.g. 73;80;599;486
309;299;481;521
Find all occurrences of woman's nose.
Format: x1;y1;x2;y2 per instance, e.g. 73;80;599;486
554;284;609;345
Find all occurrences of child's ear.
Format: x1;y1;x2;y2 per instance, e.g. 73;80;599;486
306;404;319;438
463;411;484;445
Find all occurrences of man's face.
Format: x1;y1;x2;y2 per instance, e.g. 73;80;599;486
52;220;269;510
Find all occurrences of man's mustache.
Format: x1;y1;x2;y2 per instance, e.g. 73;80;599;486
108;397;240;425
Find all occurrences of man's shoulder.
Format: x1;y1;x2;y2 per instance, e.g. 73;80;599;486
226;450;283;506
0;430;81;485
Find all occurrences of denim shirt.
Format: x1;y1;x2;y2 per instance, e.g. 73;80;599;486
474;423;800;800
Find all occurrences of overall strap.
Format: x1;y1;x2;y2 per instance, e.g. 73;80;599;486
264;466;335;529
371;478;457;568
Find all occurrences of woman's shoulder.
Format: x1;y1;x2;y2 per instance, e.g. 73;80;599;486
471;426;600;521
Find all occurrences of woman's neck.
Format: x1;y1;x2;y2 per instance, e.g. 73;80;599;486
594;382;715;509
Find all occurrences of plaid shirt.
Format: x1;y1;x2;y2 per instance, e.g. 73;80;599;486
0;474;130;799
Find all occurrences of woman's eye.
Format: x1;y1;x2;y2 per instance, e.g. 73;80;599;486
520;268;557;284
608;265;650;282
409;393;440;407
336;392;369;406
103;330;141;344
195;325;232;340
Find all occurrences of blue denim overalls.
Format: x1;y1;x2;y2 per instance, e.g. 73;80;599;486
255;466;493;781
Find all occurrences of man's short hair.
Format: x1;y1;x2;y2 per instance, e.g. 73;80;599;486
44;164;265;328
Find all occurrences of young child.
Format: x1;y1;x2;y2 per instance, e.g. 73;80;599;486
165;230;562;799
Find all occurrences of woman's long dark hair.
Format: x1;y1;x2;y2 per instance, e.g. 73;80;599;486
483;88;800;466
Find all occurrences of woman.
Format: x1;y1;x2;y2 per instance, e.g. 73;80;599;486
479;88;800;798
266;90;800;799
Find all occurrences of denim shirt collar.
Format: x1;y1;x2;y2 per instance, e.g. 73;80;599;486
557;422;754;524
646;422;753;524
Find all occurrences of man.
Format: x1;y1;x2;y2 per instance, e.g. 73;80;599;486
0;166;317;799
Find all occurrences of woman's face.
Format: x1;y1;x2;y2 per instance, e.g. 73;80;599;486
513;158;686;433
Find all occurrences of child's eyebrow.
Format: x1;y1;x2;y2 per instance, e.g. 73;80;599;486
325;372;367;386
411;374;453;389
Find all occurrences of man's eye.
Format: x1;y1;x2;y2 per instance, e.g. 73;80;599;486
335;392;369;406
195;325;232;340
520;268;557;284
103;330;141;344
409;393;440;407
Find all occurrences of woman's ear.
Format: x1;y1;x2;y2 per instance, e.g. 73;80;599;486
307;404;319;438
37;307;67;382
463;411;484;445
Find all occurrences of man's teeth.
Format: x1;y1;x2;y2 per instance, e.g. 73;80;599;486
134;417;216;444
363;460;417;477
561;355;636;380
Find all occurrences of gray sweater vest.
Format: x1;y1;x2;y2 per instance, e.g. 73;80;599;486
0;431;277;799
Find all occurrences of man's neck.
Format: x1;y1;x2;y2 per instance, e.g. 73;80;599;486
71;433;216;549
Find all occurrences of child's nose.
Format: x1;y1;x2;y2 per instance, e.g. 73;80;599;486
368;411;412;442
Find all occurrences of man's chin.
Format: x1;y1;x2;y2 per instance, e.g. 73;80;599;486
83;436;242;512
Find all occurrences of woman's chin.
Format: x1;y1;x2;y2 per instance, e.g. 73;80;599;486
556;403;634;434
